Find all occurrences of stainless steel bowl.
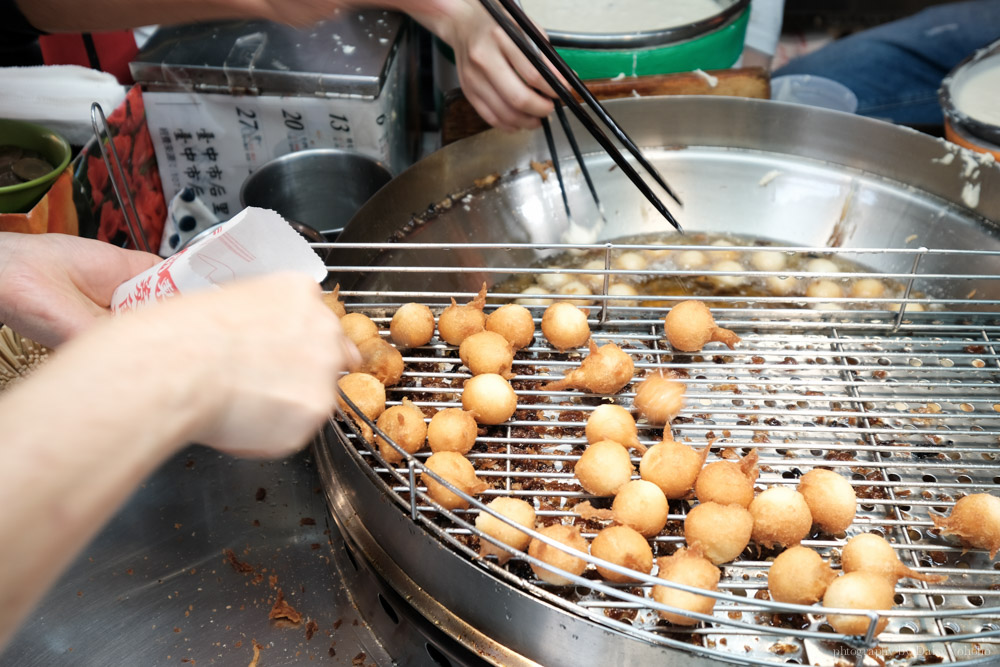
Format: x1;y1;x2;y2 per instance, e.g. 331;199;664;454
240;148;392;239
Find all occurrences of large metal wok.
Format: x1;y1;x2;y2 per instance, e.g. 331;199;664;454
317;97;1000;666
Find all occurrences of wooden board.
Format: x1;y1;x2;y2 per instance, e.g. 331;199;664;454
441;67;770;145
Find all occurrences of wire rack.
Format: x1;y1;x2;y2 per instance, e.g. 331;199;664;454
322;239;1000;667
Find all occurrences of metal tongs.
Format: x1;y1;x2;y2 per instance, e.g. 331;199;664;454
477;0;683;232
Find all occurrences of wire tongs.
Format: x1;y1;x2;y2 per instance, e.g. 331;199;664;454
477;0;683;232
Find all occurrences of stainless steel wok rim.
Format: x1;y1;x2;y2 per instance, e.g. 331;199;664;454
337;96;1000;256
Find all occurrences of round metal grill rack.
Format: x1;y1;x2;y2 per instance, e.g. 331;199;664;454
316;239;1000;667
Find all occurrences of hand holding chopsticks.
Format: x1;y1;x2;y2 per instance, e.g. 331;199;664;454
475;0;683;231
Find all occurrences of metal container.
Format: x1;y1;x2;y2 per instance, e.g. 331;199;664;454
530;0;750;79
130;13;412;222
940;38;1000;160
240;148;392;238
315;97;1000;665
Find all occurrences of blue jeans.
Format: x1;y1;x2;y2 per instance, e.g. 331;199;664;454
774;1;1000;125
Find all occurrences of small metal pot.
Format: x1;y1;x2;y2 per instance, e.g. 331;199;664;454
240;148;393;240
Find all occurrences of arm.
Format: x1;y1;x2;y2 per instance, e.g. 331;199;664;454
411;0;560;131
14;0;454;36
0;272;352;648
742;0;785;69
15;0;557;131
0;232;160;348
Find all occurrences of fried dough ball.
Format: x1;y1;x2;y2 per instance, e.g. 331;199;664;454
806;258;839;274
528;524;589;585
438;283;488;345
612;480;669;537
541;302;591;351
459;331;515;377
375;397;427;464
592;525;653;583
849;278;886;299
887;301;926;313
652;547;721;626
612;251;647;272
389;302;435;348
356;336;404;386
427;407;478;455
322;284;346;317
694;450;759;508
544;340;634;394
577;259;607;291
575;440;634;497
341;312;379;346
561;280;593;306
633;372;685;424
462;373;517;425
768;546;837;605
842;534;947;583
640;439;708;499
664;300;741;352
798;468;857;534
485;303;535;350
675;249;707;270
766;275;800;296
516;286;553;307
806;279;844;300
337;372;386;442
537;271;572;291
749;487;813;549
709;239;740;262
684;502;753;565
476;497;536;564
422;451;488;510
607;283;639;307
586;403;644;453
932;493;1000;558
751;250;786;272
709;259;746;289
822;572;895;636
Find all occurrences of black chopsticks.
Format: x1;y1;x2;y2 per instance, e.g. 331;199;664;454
476;0;683;232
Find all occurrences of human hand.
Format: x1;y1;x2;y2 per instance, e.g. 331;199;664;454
103;272;357;459
0;232;160;348
417;0;563;131
0;272;355;645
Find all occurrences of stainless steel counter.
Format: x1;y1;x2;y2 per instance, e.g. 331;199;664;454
0;445;390;666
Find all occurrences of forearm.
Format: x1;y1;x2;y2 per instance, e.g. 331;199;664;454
16;0;456;33
389;0;466;43
17;0;280;32
0;324;203;647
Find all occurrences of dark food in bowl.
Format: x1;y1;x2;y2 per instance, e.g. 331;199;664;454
0;145;55;187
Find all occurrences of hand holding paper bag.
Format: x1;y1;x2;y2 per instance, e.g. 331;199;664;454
112;207;327;313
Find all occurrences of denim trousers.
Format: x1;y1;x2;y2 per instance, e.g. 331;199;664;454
774;0;1000;125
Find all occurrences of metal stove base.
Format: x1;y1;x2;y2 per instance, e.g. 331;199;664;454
327;506;497;667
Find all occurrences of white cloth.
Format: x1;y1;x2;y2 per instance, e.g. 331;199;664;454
745;0;786;57
0;65;127;145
